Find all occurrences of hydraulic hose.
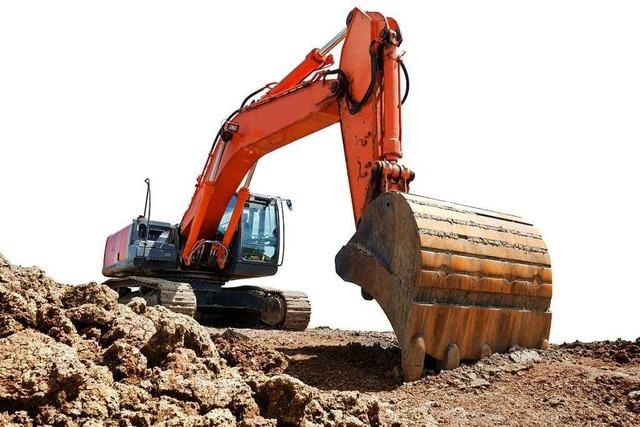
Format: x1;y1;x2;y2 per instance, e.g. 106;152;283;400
200;83;275;182
400;60;410;104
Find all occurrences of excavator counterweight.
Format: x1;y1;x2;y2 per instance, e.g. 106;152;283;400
102;7;552;381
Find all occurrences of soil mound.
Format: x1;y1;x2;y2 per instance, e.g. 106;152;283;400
0;254;386;426
561;338;640;364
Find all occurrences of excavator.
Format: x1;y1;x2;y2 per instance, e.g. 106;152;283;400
102;8;553;381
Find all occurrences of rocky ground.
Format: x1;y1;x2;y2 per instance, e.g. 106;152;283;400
229;329;640;426
1;254;639;426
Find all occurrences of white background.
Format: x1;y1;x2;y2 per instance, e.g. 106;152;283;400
1;1;638;343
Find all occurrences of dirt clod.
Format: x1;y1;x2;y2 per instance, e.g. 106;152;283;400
213;329;289;375
61;282;118;310
103;340;148;380
0;329;84;410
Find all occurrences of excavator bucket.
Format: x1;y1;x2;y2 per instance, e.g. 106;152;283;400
335;192;552;381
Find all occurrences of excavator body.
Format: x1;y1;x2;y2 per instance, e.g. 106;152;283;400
103;193;312;329
103;194;286;280
102;7;553;380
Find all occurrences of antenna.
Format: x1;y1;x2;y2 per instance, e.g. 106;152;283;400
142;178;151;256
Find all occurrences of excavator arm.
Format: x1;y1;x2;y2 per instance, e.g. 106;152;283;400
179;8;413;267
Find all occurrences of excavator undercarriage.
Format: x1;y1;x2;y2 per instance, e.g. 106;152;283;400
104;276;311;330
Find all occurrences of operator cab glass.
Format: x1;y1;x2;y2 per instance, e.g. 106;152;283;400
240;199;278;263
135;221;171;243
217;195;237;237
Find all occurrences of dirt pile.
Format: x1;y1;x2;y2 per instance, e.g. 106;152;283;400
561;338;640;364
0;254;386;426
3;253;639;426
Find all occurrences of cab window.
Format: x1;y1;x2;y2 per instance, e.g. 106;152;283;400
217;195;237;236
240;200;277;263
136;223;169;242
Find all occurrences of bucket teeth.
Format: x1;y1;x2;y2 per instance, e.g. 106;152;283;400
336;192;552;382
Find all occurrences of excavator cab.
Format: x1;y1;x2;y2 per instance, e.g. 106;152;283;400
103;192;288;281
222;193;288;278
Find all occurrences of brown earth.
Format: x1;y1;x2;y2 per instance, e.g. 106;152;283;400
0;255;382;426
212;328;640;426
1;254;639;426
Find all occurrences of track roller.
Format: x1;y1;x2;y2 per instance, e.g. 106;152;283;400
258;288;311;330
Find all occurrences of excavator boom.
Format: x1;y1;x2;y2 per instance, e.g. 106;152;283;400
179;78;340;266
179;9;414;266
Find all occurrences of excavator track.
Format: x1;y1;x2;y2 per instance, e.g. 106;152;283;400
279;290;312;331
104;276;197;318
104;278;310;330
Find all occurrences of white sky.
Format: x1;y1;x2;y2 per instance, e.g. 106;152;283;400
1;1;639;343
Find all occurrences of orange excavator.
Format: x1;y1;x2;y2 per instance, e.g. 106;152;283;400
103;8;553;380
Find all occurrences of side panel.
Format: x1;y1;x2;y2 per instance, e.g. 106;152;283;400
103;224;132;272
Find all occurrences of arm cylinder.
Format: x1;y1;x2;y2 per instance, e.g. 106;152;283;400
319;27;347;56
268;28;346;98
381;39;402;160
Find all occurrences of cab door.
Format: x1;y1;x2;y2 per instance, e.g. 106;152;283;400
225;196;282;278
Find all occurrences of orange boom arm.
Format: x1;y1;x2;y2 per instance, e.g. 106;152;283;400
179;8;413;266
